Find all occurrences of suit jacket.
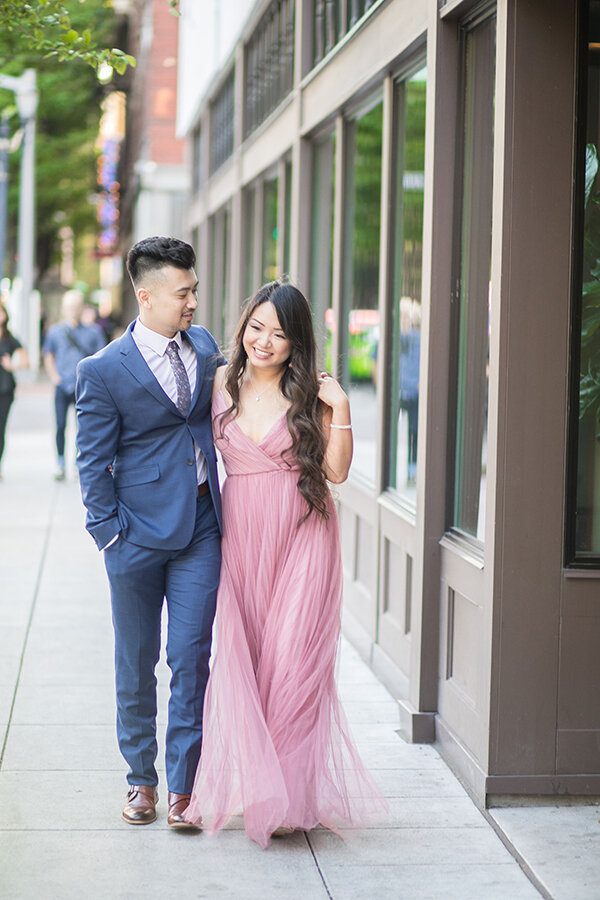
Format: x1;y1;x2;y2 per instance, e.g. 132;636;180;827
75;321;225;551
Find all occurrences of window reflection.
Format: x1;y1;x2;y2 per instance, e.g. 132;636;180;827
344;101;383;484
209;206;230;345
262;176;279;282
310;135;335;360
388;67;426;502
451;14;495;542
243;186;256;299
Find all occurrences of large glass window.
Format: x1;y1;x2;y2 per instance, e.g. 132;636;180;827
283;159;292;275
192;125;202;194
209;206;230;345
243;186;256;300
310;134;335;361
570;0;600;560
343;100;383;484
262;175;279;282
388;66;427;503
450;10;496;541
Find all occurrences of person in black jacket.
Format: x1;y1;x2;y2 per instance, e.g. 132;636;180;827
0;300;28;479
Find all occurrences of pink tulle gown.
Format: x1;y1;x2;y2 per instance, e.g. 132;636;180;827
185;391;387;847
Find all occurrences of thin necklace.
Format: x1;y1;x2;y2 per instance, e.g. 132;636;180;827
248;372;278;402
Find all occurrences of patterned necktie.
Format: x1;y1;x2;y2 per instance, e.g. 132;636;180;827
165;340;191;416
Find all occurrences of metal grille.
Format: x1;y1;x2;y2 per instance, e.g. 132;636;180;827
313;0;376;67
209;70;235;175
244;0;295;138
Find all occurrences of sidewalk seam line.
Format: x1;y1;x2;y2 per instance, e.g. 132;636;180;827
304;831;334;899
480;808;553;900
0;482;59;770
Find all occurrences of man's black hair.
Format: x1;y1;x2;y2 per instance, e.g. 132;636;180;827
126;236;196;286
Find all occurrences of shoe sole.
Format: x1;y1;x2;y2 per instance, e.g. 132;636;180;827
122;813;157;825
167;820;202;831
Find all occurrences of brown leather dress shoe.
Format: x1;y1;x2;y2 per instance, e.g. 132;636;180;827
167;792;201;830
122;785;158;825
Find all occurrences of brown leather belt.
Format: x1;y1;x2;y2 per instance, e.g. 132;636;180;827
197;481;210;497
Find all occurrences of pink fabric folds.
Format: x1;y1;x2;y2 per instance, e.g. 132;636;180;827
185;390;387;848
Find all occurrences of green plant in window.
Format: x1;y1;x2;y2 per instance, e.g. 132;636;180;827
579;143;600;431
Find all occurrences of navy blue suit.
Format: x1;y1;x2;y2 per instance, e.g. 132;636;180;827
76;321;224;793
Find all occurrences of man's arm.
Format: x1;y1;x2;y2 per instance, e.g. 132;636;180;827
43;352;61;386
75;357;122;550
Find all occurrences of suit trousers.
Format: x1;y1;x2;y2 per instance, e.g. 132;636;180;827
103;491;221;793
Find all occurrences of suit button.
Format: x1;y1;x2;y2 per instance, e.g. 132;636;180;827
186;458;194;465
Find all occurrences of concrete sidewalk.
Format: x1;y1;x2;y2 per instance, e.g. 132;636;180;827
0;380;595;899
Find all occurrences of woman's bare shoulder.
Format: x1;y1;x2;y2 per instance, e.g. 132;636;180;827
212;363;227;398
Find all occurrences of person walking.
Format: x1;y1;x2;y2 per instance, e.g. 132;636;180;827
75;236;224;829
185;280;386;847
0;300;29;479
43;289;106;480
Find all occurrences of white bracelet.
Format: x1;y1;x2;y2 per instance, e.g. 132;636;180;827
329;423;352;430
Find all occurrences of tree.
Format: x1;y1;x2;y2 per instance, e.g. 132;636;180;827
0;1;135;73
0;0;133;284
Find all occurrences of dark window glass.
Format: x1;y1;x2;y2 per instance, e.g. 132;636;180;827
570;0;600;560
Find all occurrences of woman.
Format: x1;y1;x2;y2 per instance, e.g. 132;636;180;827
0;301;29;479
185;280;386;847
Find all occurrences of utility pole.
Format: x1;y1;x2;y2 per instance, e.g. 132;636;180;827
0;114;9;283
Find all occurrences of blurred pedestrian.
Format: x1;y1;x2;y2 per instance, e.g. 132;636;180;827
0;300;29;479
43;289;106;480
97;296;122;342
75;236;224;829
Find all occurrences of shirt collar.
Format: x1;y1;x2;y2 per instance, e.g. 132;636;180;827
133;317;184;356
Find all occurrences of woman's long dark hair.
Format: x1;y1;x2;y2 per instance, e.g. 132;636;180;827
0;303;11;340
219;280;329;523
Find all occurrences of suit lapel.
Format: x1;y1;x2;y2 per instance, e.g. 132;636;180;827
119;323;180;414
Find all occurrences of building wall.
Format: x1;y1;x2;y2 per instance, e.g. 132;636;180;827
176;0;600;803
119;0;189;320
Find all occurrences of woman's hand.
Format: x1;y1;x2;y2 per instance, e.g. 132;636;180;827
318;372;352;483
0;353;11;372
317;372;350;421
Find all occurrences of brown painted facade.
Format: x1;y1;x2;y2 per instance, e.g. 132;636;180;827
178;0;600;805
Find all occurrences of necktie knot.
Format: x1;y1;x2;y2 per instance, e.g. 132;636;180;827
165;340;191;416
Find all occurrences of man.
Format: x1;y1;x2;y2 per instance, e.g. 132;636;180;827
75;236;224;829
43;289;106;480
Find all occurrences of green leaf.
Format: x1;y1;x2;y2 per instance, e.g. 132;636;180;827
585;144;598;207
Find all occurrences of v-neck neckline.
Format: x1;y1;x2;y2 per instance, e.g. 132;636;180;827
216;389;288;448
